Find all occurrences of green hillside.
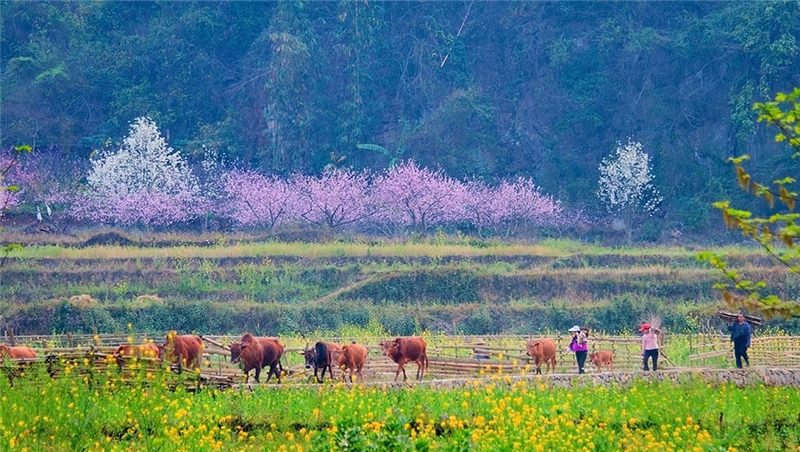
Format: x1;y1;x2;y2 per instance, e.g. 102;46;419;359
2;238;796;335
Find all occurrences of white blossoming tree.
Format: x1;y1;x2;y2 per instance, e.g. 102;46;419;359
597;139;662;242
74;117;202;227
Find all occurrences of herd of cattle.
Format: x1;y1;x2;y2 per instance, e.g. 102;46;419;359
1;335;616;383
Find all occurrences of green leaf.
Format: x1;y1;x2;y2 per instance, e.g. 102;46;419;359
1;243;23;254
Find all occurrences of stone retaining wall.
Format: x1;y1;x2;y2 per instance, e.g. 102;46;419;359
369;367;800;390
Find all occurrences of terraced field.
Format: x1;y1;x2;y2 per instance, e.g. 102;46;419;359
2;238;796;336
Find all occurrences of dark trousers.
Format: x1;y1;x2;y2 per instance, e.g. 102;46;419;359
575;350;587;374
733;341;750;368
643;349;658;371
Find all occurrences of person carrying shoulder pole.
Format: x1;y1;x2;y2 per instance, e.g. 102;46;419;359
728;313;752;368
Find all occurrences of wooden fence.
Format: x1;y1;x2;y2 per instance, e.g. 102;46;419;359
688;334;800;368
4;330;800;385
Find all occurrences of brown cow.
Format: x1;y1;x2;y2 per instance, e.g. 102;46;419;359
256;337;285;383
0;344;37;361
589;350;614;372
159;333;204;371
332;343;369;383
230;333;265;383
300;341;342;383
116;343;160;359
0;345;37;386
230;334;285;383
526;338;556;375
380;337;428;381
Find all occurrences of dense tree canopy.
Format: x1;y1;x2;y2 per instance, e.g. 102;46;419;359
2;1;800;237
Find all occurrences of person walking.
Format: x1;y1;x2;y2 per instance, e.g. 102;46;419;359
640;323;659;371
568;325;588;374
728;313;752;368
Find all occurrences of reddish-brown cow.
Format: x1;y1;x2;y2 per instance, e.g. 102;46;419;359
230;333;265;383
230;334;285;383
116;343;160;359
525;338;556;375
159;333;204;370
0;344;37;361
256;337;284;383
589;350;614;372
380;337;428;381
332;343;369;383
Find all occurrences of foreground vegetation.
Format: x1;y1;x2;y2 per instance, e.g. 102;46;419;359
1;360;798;452
2;237;798;335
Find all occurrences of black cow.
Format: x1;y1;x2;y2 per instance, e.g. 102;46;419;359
300;341;342;383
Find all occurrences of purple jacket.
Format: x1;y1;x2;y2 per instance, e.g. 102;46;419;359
569;335;588;352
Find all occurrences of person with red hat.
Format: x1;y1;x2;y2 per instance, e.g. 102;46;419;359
640;323;659;371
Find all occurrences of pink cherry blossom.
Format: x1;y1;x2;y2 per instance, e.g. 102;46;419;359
371;160;467;236
220;170;298;229
292;167;375;229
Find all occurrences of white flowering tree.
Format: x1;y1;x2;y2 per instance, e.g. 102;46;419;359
597;139;662;242
73;117;202;227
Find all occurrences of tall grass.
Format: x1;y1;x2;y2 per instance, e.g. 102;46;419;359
5;238;767;260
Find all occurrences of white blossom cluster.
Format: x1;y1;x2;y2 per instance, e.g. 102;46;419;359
86;117;200;199
597;139;662;216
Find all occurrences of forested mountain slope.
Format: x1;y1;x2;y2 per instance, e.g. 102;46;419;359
2;1;800;231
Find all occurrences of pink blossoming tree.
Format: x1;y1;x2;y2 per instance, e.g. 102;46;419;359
372;160;467;236
292;167;375;229
221;170;298;230
4;146;83;232
464;177;563;238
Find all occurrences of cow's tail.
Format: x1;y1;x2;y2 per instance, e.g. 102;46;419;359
424;352;429;374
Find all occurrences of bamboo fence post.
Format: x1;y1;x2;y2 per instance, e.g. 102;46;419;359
8;327;15;346
67;332;73;348
199;335;230;351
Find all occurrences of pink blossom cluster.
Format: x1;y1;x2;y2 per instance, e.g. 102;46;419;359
293;168;375;229
3;147;79;207
220;170;297;230
219;160;563;237
463;177;563;237
71;189;202;226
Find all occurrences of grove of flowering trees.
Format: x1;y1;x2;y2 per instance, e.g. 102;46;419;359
217;161;563;238
1;118;566;237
